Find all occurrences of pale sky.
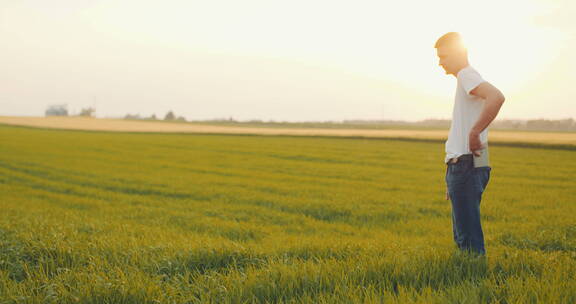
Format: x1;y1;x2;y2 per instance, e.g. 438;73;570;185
1;0;574;121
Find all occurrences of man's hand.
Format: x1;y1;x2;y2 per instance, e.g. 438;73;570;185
445;187;449;200
469;130;483;156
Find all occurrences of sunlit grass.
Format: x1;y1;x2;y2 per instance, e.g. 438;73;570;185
1;124;575;303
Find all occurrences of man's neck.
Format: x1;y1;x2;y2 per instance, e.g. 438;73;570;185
452;63;470;77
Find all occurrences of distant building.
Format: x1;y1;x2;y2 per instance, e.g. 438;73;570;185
45;104;68;116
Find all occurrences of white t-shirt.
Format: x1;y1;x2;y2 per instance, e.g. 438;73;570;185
445;65;487;163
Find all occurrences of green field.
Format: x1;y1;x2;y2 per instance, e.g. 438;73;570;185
1;124;575;303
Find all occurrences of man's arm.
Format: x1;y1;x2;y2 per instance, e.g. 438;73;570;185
468;82;505;155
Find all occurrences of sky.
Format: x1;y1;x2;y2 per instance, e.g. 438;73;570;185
0;0;574;122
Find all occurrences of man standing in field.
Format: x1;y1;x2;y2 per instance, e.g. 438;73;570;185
435;32;505;255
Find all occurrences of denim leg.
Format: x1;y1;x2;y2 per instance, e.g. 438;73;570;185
446;162;491;255
451;209;458;243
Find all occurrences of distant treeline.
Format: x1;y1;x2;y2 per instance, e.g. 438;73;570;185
124;111;186;122
123;113;576;132
343;118;576;132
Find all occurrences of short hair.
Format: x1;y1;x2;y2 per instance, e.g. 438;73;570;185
434;32;463;49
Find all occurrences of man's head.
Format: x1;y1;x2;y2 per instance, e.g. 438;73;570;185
435;32;468;76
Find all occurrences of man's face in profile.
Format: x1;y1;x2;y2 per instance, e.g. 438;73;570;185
436;46;455;75
436;45;466;76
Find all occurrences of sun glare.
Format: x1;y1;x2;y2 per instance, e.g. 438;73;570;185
0;0;574;120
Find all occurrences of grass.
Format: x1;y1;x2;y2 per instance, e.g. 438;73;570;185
0;124;575;303
1;117;575;149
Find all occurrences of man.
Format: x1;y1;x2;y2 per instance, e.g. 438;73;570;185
435;32;505;255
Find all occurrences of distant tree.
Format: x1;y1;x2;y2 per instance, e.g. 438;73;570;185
176;116;186;122
79;107;95;117
164;111;176;121
124;114;141;120
147;114;157;120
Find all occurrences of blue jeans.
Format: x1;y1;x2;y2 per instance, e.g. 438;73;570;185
445;154;491;255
